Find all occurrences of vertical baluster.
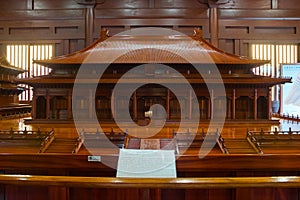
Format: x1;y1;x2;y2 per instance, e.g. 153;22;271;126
288;127;293;139
260;128;264;140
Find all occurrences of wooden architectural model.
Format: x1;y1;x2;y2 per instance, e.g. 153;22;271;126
0;57;31;118
20;29;291;124
2;0;300;199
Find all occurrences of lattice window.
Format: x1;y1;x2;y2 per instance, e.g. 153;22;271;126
6;44;53;101
250;43;298;101
251;44;298;77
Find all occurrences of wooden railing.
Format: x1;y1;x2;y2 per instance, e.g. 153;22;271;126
246;131;263;154
273;113;300;123
173;128;227;154
80;128;127;149
216;133;229;154
247;127;300;140
39;130;55;153
0;127;54;139
0;105;31;120
72;137;84;154
0;174;299;189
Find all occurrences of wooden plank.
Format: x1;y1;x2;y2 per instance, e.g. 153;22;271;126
0;174;300;189
0;154;300;171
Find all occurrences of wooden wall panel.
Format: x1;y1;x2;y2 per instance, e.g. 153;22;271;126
219;9;300;19
219;19;300;40
154;0;207;8
94;19;210;38
97;25;126;36
0;0;299;57
33;0;83;10
0;20;84;41
96;0;150;9
275;188;299;200
219;39;235;54
254;26;296;34
0;10;84;21
0;0;278;11
278;0;300;9
219;0;271;9
94;8;209;19
175;25;204;35
0;0;29;10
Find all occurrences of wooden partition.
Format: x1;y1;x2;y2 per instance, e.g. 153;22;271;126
0;154;300;200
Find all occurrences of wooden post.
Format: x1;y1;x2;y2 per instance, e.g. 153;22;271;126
210;89;214;119
232;89;236;120
32;92;36;120
67;89;72;119
133;91;137;120
111;90;115;119
88;89;93;119
268;88;272;120
188;89;193;120
209;7;219;47
166;89;170;120
254;89;258;120
85;5;95;47
46;90;50;119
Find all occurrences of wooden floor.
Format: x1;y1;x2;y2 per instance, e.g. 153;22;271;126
1;117;295;139
0;118;300;200
0;117;299;155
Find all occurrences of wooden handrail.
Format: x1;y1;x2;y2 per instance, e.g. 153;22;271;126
273;113;300;123
0;175;300;189
0;128;54;138
248;127;300;136
72;137;84;154
39;131;55;153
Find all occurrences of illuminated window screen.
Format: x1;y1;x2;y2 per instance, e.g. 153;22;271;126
250;44;298;101
6;44;53;101
251;44;298;77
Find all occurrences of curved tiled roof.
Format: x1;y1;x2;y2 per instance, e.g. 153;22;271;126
34;29;268;66
0;57;26;75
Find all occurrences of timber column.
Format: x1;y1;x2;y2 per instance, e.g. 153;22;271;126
46;90;50;119
85;4;94;47
77;0;98;47
32;90;36;120
268;88;272;120
232;89;236;119
67;89;72;119
209;6;219;47
133;91;137;120
254;89;258;120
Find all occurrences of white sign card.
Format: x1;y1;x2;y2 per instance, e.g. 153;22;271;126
116;149;177;178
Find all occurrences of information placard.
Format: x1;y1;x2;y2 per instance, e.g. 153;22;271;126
116;149;177;178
